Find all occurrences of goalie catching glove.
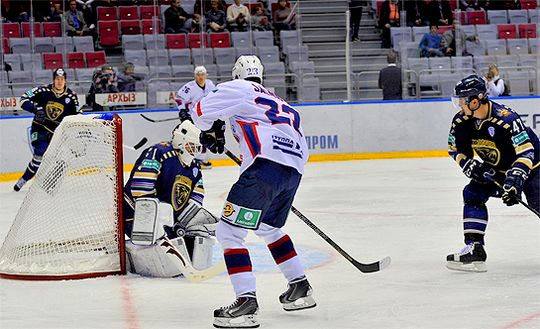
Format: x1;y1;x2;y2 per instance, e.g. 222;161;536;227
172;199;219;238
200;119;226;154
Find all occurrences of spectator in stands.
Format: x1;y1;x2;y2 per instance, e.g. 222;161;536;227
65;0;93;37
484;64;507;97
427;0;453;26
404;0;428;27
227;0;250;32
117;62;144;93
484;0;520;10
251;5;271;31
206;0;227;33
378;50;402;100
47;3;64;22
195;0;226;16
459;0;486;11
419;25;444;57
441;21;480;57
87;65;119;111
379;0;402;48
273;0;296;32
349;1;365;42
165;0;191;34
12;2;30;22
189;13;204;33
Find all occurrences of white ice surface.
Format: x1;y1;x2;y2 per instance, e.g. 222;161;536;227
0;158;539;329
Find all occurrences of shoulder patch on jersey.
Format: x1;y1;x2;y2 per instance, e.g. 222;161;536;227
141;159;161;171
512;131;529;145
448;133;456;145
193;167;199;177
496;108;511;117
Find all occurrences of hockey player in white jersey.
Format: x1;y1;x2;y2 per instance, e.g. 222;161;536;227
190;55;315;328
176;66;216;169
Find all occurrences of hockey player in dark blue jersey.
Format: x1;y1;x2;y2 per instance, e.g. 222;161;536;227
123;120;219;277
14;68;81;191
446;74;540;272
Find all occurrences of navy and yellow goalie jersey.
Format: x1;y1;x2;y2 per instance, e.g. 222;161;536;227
448;101;540;176
20;84;80;135
124;142;205;221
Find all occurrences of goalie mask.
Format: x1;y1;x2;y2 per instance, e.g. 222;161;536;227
172;121;203;166
232;55;264;83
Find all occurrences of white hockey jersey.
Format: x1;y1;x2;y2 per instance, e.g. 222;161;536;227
191;79;308;174
175;79;216;111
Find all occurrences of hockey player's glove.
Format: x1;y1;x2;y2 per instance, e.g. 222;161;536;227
200;120;226;154
178;108;193;123
462;159;496;184
34;106;46;124
502;168;527;206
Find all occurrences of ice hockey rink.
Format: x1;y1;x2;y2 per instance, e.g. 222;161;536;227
0;157;539;329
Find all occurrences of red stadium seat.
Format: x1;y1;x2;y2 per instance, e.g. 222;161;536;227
438;25;452;34
22;22;43;37
466;11;486;25
141;19;161;34
98;21;120;46
97;7;118;21
520;0;537;10
119;6;139;20
188;33;209;48
2;23;21;38
85;51;107;68
120;20;141;35
43;22;62;37
140;5;159;20
43;53;64;70
210;32;231;48
454;11;467;24
67;52;86;69
2;38;10;54
497;24;518;39
518;24;537;38
166;34;188;48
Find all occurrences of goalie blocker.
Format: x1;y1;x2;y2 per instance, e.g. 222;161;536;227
126;197;219;277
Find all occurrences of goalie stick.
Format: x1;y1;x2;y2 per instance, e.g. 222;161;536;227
224;149;391;273
140;113;178;123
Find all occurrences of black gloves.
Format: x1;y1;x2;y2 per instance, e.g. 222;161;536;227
200;120;226;154
34;106;46;123
178;108;193;123
502;168;527;206
462;159;496;184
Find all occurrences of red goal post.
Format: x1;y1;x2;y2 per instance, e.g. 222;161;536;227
0;113;126;280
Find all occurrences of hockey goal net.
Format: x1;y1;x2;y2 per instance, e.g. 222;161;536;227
0;114;126;280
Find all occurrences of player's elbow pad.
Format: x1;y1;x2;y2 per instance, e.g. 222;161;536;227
20;101;35;113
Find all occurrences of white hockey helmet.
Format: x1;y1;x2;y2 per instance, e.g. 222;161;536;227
194;66;207;76
232;55;264;82
171;121;202;166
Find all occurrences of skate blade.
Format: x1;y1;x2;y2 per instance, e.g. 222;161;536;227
446;261;487;273
213;314;259;328
282;295;317;312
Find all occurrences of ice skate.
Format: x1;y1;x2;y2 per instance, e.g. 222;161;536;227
279;276;317;311
13;178;27;192
446;242;487;272
213;292;259;328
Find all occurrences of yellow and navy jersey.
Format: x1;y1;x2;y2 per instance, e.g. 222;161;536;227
20;84;80;134
448;101;540;176
124;142;204;220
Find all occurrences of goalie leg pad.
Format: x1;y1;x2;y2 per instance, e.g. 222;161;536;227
126;239;185;277
192;236;215;270
132;198;174;246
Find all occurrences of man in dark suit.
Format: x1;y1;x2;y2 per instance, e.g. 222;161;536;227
427;0;453;26
378;51;402;100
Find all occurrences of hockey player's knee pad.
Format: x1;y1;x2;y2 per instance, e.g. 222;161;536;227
215;220;248;249
463;184;490;205
254;223;285;245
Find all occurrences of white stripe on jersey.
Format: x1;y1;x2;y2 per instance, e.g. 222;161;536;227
176;79;216;111
190;79;308;174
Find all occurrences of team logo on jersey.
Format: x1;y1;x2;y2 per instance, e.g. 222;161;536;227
46;102;64;120
65;97;71;104
488;127;495;137
223;203;235;217
171;176;193;211
472;139;500;166
192;167;199;177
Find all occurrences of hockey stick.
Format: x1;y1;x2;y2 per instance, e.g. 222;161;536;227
223;149;391;273
486;176;540;219
123;137;148;151
140;113;178;123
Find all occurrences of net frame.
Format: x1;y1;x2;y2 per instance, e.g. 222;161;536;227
0;114;126;280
